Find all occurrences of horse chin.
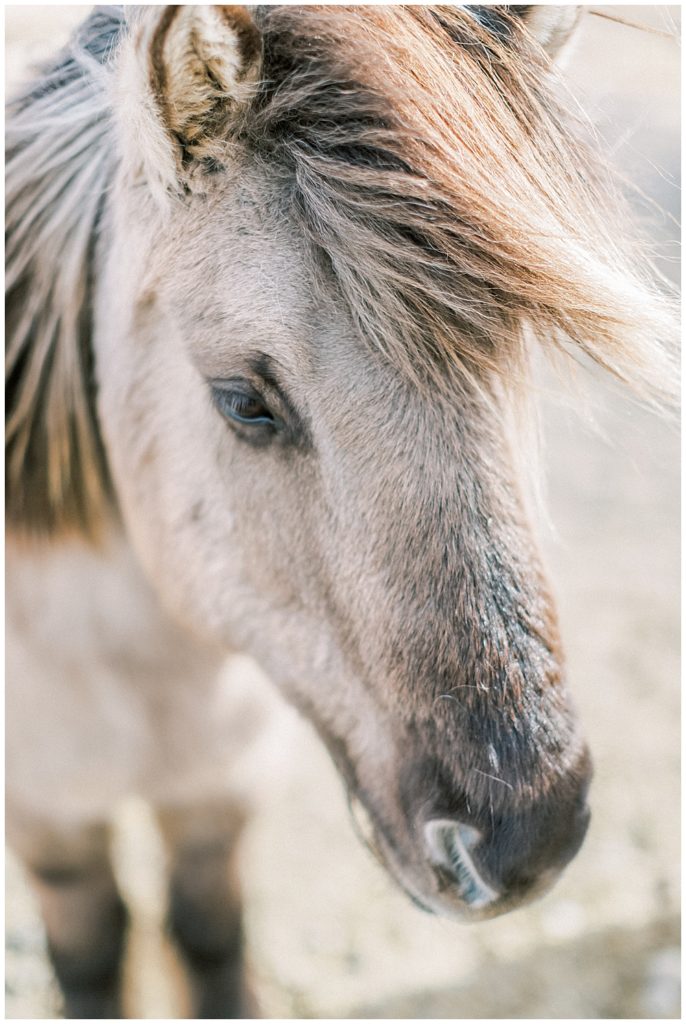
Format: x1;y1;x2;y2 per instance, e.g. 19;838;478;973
370;825;491;921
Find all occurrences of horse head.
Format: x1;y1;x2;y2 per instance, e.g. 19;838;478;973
7;5;675;919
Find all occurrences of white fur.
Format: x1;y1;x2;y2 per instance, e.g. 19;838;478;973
7;530;278;834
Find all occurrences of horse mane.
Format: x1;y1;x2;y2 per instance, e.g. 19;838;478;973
5;6;124;540
6;6;677;540
245;5;677;402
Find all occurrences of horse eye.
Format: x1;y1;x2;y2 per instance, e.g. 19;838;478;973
211;384;275;428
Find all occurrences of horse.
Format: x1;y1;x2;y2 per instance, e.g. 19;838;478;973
5;5;676;1019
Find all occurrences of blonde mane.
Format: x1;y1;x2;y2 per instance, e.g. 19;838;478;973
6;8;124;538
245;5;677;400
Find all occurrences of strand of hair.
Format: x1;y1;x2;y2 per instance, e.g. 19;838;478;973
587;9;677;41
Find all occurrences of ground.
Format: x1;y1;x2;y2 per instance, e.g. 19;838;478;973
5;6;680;1020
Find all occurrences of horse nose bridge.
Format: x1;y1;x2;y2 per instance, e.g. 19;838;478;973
334;420;558;674
371;486;562;672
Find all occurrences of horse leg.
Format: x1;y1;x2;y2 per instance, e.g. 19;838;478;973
157;800;253;1019
14;820;128;1019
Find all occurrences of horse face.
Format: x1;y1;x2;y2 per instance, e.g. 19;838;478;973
97;4;592;917
97;157;589;918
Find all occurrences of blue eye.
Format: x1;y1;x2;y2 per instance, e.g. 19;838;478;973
211;385;275;427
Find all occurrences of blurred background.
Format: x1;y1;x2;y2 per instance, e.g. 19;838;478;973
5;5;680;1019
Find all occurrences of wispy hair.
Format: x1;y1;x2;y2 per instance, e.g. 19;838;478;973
6;7;124;538
245;5;677;403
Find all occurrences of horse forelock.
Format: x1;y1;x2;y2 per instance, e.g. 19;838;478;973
244;5;677;406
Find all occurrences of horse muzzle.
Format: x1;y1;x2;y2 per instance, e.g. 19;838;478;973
422;797;590;919
417;758;592;919
372;748;593;921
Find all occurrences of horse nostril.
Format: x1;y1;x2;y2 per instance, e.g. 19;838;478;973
424;819;500;909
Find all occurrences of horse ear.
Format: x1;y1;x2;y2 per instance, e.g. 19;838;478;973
123;5;261;185
506;5;582;59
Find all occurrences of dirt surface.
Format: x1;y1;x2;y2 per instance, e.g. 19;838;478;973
5;6;680;1020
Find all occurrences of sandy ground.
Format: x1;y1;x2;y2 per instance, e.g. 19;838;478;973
5;6;680;1020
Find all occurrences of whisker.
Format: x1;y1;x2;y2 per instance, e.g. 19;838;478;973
472;768;514;791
